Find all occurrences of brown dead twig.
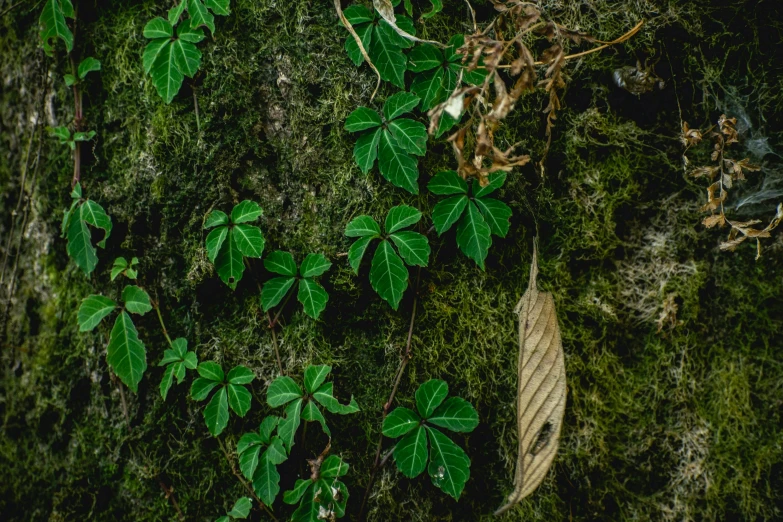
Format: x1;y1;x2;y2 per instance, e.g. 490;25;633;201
682;114;783;259
427;1;644;183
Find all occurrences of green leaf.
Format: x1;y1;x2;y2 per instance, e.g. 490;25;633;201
261;277;296;311
265;436;287;465
40;0;74;55
215;230;245;288
171;38;201;78
188;0;215;34
122;285;152;315
301;400;330;437
345;107;382;132
410;67;445;112
291;479;332;522
168;1;187;26
172;337;189;358
238;442;262;480
369;25;406;89
432;195;468;235
353;127;382;174
191;377;219;401
71;182;82;199
428;170;468;195
377;17;415;49
204;386;229;436
407;44;443;72
228;383;252;417
348;235;376;274
160;363;176;400
426;426;471;499
66;212;97;275
143;17;172;39
297;279;329;320
72;131;96;143
142;39;168;76
385;204;422;233
393;425;428;478
382;407;421;438
390;231;430;267
205;226;228;262
106;312;147;393
61;200;78;238
416;379;449;418
80;200;112;248
345;215;381;237
205;0;231;16
421;0;444;19
231;200;263;224
283;479;311;505
227;497;252;519
320;455;349;478
227;365;255;385
456;201;491;269
344;22;373;67
183;352;198;369
343;4;373;24
159;348;182;366
149;40;184;104
198;361;225;382
474;197;512;238
277;398;303;452
51;125;70;142
259;416;280;443
299;253;332;278
428;396;479;433
253;452;282;506
176;18;206;43
312;382;360;415
444;34;464;62
304;365;331;394
216;517;230;522
378;130;419;194
267;376;303;407
173;362;186;383
232;224;265;258
77;295;116;332
387;119;427;156
264;250;296;276
110;257;127;281
383;91;420;121
204;210;229;228
77;57;101;79
370;240;408;310
434;105;459;139
473;172;507;198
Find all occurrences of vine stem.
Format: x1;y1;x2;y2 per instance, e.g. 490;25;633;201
69;4;83;188
157;477;185;522
358;266;422;521
218;438;280;522
243;258;285;375
153;296;174;347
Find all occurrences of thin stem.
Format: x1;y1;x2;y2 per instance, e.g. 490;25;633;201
219;438;279;522
69;4;83;188
358;267;422;521
158;477;185;521
153;299;174;347
269;285;296;329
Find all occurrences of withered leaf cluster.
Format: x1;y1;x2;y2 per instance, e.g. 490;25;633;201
683;114;782;258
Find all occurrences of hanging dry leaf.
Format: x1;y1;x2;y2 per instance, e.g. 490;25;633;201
372;0;445;47
495;243;566;516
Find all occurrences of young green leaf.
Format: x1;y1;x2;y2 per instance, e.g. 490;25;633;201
122;285;152;315
304;365;331;394
231;200;263;224
394;425;428;478
77;295;116;332
227;365;255;385
385;204;422;233
143;17;173;39
198;361;225;382
277;398;303;452
301;400;330;436
369;24;407;88
456;201;492;269
168;0;187;26
415;379;449;418
227;383;252;417
473;172;507;198
205;226;228;262
110;257;128;281
387;119;428;156
383;92;420;121
191;378;220;401
312;382;360;415
428;170;468;195
345;215;381;237
66;214;98;275
264;250;297;276
321;455;349;478
40;0;74;55
299;253;332;278
378;131;419;194
261;276;296;311
345;107;382;132
232;224;265;258
149;40;184;104
80;200;112;248
348;235;376;274
204;386;229;436
407;44;442;72
106;312;148;393
77;57;101;79
227;497;252;519
389;231;430;267
204;210;229;228
431;195;468;235
474;197;512;238
427;396;479;433
188;0;215;34
426;426;471;499
297;279;329;319
382;407;420;438
215;230;245;288
283;479;311;505
369;240;408;310
353;127;382;174
267;376;303;407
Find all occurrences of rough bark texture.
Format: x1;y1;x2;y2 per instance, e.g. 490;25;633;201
2;0;783;520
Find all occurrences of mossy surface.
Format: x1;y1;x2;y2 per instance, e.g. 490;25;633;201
2;0;783;520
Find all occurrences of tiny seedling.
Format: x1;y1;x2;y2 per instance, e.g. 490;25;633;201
215;496;252;522
428;170;512;269
203;200;266;289
345;204;430;309
111;256;139;281
345;92;427;193
283;454;350;522
266;365;359;452
61;183;112;275
77;285;153;392
191;362;255;436
158;338;198;400
64;56;101;86
382;379;479;499
261;251;332;320
236;416;288;505
50;127;96;150
341;3;416;88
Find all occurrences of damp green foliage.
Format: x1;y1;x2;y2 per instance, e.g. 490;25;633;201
4;0;783;521
61;183;112;275
204;201;265;289
159;338;198;400
285;455;350;521
236;416;288;506
261;251;332;319
215;496;252;521
191;362;254;436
